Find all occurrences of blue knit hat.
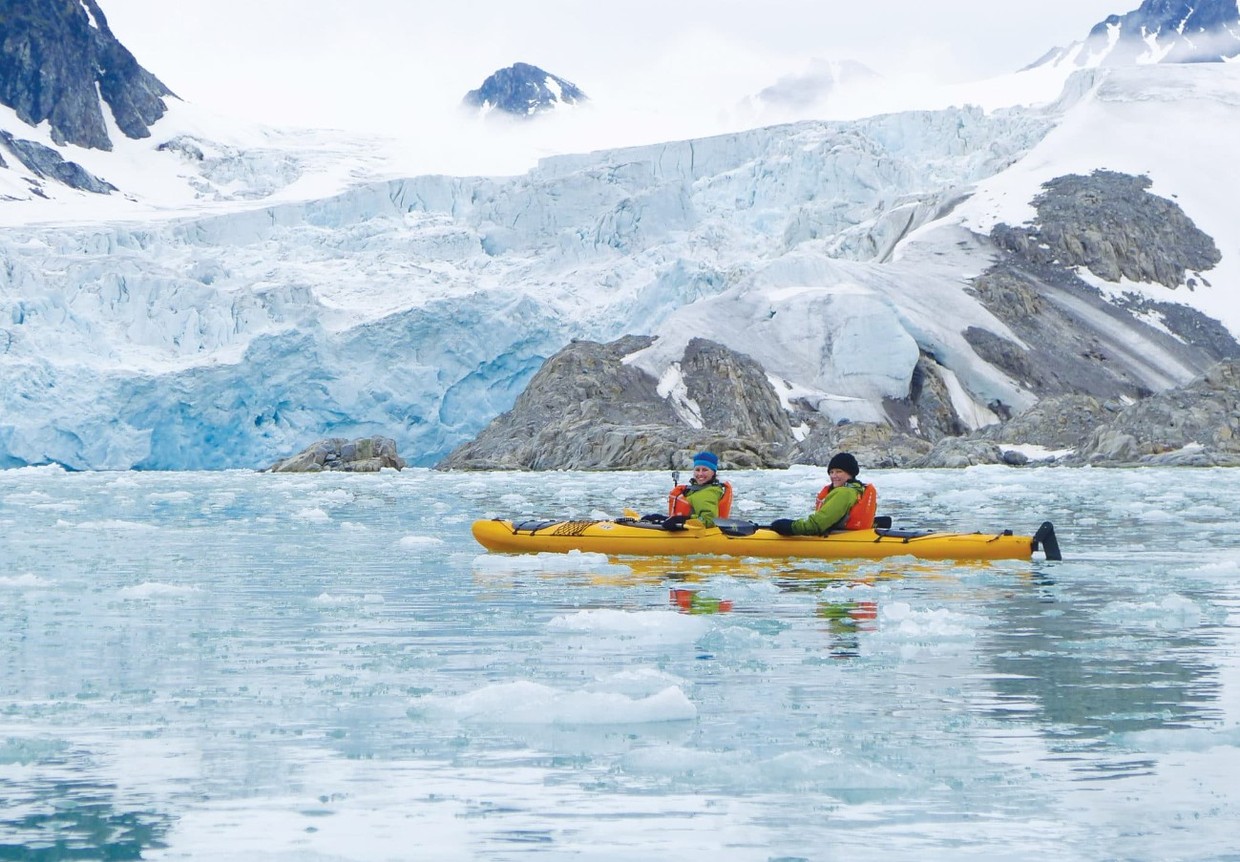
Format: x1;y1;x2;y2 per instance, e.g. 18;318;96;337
692;451;719;472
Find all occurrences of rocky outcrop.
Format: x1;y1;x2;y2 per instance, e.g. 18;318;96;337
0;0;174;150
794;418;933;469
911;438;1018;469
965;169;1237;413
442;326;1239;470
679;338;796;444
267;436;406;473
1070;360;1240;466
976;393;1117;450
992;170;1220;289
0;131;115;193
883;352;974;439
914;361;1240;467
437;335;796;470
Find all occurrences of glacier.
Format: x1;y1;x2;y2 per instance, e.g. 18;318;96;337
2;64;1238;470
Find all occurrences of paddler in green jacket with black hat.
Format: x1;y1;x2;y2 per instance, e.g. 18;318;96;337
769;452;864;536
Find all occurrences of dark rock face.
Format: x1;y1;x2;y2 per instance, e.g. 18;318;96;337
962;267;1181;401
462;62;587;118
680;338;795;444
992;171;1220;288
437;336;793;470
1085;0;1240;64
893;353;971;440
0;0;174;150
0;131;115;192
970;169;1237;405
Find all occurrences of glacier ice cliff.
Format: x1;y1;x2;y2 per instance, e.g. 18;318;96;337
1;66;1238;470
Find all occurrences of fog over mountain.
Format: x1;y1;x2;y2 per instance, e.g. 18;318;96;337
1;0;1238;470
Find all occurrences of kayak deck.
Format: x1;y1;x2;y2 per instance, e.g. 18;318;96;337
472;517;1061;561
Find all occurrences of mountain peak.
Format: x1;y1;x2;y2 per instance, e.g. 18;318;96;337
0;0;175;151
1037;0;1240;68
462;62;588;118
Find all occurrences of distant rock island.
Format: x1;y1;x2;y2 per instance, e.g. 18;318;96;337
462;62;587;118
267;437;406;473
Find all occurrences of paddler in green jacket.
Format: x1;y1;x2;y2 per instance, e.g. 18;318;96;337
769;452;863;536
644;451;728;530
672;451;726;528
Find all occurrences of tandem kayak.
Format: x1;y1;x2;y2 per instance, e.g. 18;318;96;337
472;517;1062;562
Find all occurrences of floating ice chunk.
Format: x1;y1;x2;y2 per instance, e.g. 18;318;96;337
548;608;710;643
313;592;385;605
118;582;200;599
0;737;70;765
0;573;51;588
148;491;195;502
594;667;689;697
295;507;331;522
1098;594;1203;630
416;680;696;724
397;535;443;548
309;489;354;506
471;550;627;575
1116;724;1240;753
880;601;982;640
1187;559;1240;577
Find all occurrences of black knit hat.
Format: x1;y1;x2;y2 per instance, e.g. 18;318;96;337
827;452;859;477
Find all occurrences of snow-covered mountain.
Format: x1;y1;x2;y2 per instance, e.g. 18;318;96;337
0;0;423;220
0;0;172;151
1030;0;1240;68
1;2;1238;471
461;62;588;119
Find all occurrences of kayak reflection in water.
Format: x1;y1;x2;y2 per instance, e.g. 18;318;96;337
816;599;879;658
670;588;734;615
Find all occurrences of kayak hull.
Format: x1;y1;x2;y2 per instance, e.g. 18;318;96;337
472;518;1054;561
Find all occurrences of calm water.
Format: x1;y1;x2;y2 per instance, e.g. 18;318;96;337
1;465;1238;861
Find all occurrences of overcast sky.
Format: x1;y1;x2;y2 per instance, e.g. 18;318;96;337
99;0;1127;139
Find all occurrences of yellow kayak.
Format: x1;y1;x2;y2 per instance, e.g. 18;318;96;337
472;517;1061;561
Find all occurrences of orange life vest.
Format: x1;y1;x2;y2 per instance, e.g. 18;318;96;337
815;482;877;530
669;481;733;518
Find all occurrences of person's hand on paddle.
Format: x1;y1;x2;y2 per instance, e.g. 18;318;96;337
769;519;795;536
662;515;688;531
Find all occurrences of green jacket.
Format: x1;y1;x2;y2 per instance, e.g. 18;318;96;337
681;481;725;527
790;480;863;535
